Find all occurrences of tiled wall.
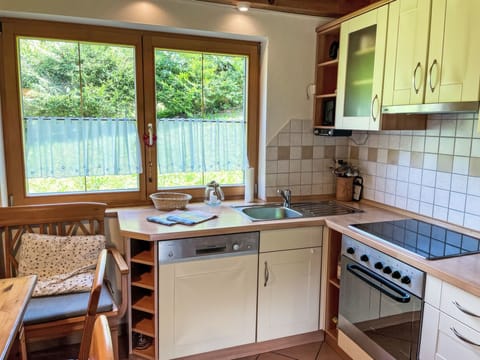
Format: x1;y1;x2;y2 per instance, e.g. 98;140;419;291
350;113;480;231
265;113;480;232
265;119;348;198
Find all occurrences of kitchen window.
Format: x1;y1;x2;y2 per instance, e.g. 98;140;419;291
0;19;259;206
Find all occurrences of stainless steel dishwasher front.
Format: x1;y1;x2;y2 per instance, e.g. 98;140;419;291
157;232;259;359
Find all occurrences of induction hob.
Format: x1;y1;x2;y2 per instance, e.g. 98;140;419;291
350;219;480;260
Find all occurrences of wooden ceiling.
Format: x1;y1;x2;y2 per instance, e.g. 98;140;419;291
195;0;379;17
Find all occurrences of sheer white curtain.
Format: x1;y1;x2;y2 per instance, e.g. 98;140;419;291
24;117;142;178
156;118;246;174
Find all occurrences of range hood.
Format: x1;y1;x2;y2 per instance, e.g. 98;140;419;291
382;101;479;115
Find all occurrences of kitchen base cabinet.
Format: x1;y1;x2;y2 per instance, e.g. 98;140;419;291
257;227;322;342
420;275;480;359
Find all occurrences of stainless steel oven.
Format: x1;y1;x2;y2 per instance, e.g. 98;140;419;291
339;235;425;360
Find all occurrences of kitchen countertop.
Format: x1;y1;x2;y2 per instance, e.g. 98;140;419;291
117;199;480;297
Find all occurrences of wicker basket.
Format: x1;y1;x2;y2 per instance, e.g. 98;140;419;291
150;192;192;210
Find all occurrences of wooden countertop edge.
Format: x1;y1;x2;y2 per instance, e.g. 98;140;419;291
117;199;480;297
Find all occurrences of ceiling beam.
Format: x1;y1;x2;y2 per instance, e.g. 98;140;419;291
194;0;378;17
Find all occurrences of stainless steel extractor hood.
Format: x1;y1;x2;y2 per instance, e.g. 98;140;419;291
382;101;479;115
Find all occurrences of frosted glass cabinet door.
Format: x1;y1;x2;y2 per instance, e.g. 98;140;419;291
336;5;388;131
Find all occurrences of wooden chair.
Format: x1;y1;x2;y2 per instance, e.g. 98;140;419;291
79;248;108;360
0;202;128;360
88;315;114;360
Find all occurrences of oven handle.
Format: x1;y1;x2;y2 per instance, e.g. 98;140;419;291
347;263;411;303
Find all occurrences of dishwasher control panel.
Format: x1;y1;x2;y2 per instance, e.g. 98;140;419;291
158;231;259;263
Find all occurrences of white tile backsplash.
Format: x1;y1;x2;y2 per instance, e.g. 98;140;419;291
265;115;480;232
347;114;480;232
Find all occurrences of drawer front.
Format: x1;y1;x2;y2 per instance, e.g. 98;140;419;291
260;227;323;252
441;282;480;331
436;312;480;359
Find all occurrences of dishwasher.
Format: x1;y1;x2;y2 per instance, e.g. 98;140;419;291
157;232;259;359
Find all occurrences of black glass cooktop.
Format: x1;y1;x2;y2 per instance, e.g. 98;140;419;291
350;219;480;260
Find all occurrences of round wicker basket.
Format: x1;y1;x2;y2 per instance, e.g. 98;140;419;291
150;192;192;210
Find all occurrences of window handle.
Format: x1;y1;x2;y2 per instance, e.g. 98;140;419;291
143;123;156;147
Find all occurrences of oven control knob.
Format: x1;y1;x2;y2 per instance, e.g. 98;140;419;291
360;254;369;262
392;271;401;279
383;266;392;274
346;247;355;255
401;276;411;284
374;262;383;270
232;243;240;251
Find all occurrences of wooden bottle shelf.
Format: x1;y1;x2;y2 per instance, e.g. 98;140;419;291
132;293;155;314
132;345;155;360
132;271;155;290
133;317;155;338
132;250;155;265
329;278;340;289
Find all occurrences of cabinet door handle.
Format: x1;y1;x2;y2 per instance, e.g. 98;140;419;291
450;326;480;347
371;94;379;122
264;261;269;287
452;300;480;318
428;59;438;93
412;62;422;94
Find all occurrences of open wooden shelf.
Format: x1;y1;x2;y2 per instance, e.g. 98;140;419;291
313;25;340;128
129;238;157;360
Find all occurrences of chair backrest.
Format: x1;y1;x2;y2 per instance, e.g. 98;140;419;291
0;202;107;278
88;315;114;360
78;248;108;360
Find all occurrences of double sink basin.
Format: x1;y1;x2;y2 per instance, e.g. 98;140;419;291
233;200;362;221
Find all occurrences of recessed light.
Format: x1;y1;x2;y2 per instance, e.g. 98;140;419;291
237;1;250;12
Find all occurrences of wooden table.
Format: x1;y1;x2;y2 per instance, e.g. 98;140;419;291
0;276;36;360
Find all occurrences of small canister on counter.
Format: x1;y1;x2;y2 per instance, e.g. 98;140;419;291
335;176;354;201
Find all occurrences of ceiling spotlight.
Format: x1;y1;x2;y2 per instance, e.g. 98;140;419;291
237;1;250;12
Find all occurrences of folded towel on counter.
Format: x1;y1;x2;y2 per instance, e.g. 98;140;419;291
147;210;217;226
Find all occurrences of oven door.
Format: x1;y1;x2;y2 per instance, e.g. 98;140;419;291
339;256;422;360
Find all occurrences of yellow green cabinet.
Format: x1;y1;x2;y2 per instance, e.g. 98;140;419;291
335;5;388;131
384;0;480;106
383;0;431;106
426;0;480;103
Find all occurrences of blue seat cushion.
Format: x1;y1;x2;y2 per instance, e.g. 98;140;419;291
24;284;114;325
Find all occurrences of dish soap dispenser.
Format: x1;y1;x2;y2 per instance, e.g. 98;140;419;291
204;180;224;206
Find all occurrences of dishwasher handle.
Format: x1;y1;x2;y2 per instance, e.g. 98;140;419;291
196;245;227;256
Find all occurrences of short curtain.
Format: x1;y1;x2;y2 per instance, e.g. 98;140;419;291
156;118;247;174
24;117;142;178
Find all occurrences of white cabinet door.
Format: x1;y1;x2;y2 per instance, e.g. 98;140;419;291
257;247;321;341
158;254;257;359
383;0;431;106
335;5;388;131
425;0;480;103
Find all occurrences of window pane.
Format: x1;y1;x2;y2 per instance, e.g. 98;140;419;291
17;37;141;195
154;49;247;188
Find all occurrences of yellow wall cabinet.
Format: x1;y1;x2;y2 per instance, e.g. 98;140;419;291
335;5;388;131
383;0;480;106
257;227;322;342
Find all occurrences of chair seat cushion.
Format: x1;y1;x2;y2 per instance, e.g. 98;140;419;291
24;284;114;325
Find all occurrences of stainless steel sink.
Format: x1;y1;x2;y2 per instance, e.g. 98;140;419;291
236;205;303;221
233;200;362;221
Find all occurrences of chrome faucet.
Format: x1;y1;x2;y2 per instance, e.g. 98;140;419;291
277;188;292;208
